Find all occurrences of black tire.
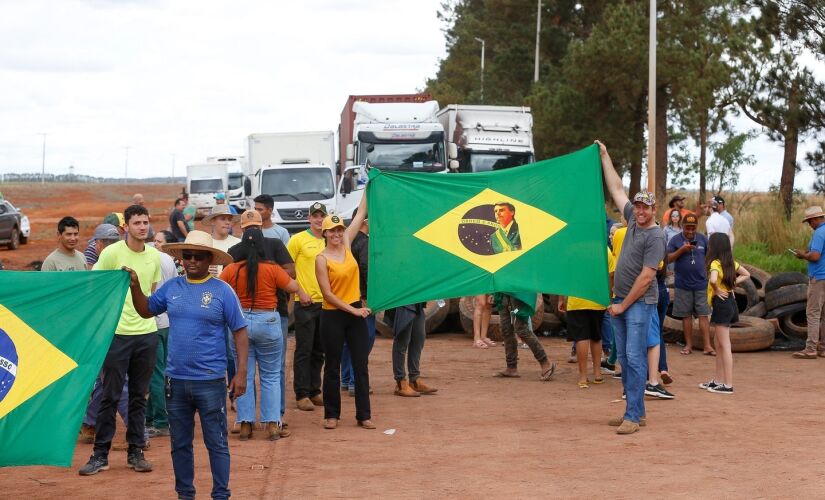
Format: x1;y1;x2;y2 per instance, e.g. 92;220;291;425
7;227;19;250
764;283;808;311
19;234;28;245
662;315;691;344
458;295;544;341
741;264;771;291
780;310;807;339
734;279;759;312
765;272;807;293
742;301;767;318
766;301;806;319
691;315;774;352
376;301;449;338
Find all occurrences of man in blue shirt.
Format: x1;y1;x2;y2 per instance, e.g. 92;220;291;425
666;213;713;355
792;206;825;359
126;230;249;500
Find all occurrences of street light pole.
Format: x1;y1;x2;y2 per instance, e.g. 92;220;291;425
534;0;541;83
171;153;175;184
647;0;657;194
474;37;485;103
124;146;130;185
39;133;47;184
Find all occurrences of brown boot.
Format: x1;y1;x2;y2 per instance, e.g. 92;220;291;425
410;378;438;394
239;422;253;441
310;394;324;406
394;379;420;397
266;422;281;441
296;398;314;411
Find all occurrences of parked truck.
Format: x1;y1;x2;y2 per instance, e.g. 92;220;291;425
437;105;535;173
186;162;229;217
206;156;249;211
246;131;337;232
337;93;455;220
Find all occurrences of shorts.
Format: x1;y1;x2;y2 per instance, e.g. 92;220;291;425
566;309;603;342
647;307;661;348
710;294;739;326
672;288;711;318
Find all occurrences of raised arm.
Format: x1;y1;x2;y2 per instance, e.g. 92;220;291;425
344;191;368;249
595;141;629;211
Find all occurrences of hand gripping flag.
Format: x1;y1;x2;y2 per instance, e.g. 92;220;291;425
0;270;128;467
366;144;609;312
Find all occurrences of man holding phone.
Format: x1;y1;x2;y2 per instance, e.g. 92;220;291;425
667;214;713;355
791;206;825;359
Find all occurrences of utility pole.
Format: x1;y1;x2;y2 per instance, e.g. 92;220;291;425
534;0;541;83
39;133;47;184
171;153;176;184
474;37;485;103
124;146;130;184
647;0;656;194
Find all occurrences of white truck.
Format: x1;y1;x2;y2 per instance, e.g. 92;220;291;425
186;162;229;217
247;131;337;232
437;105;535;173
338;97;455;220
206;156;249;211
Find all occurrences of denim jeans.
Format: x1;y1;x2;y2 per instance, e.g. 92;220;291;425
610;298;654;423
84;374;128;427
601;311;613;355
233;311;282;424
342;315;376;389
279;316;288;417
167;378;230;500
657;282;669;372
392;311;425;382
146;327;169;429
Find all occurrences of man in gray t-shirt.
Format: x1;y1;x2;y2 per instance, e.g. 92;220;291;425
42;216;88;271
597;140;666;436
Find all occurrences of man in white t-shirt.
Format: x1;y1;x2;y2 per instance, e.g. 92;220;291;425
705;197;733;245
204;204;241;276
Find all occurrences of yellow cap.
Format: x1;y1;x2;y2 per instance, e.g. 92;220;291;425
321;214;345;233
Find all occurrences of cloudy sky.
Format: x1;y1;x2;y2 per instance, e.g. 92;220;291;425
0;0;821;192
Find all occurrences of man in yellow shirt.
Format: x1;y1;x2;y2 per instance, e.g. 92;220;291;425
287;202;328;411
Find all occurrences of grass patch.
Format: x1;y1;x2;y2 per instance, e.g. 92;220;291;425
735;242;806;273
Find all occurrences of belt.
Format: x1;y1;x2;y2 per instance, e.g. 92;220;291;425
244;308;273;313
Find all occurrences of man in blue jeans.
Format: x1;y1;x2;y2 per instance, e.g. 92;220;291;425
126;231;249;500
597;140;667;435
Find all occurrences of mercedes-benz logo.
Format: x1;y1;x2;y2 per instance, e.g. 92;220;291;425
294;210;304;219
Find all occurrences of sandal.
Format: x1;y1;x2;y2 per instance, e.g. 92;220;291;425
703;350;716;356
482;338;497;347
591;378;605;384
540;362;557;381
473;339;489;349
680;348;692;355
493;370;520;378
578;381;589;389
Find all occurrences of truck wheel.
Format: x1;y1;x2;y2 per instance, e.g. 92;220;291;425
7;227;19;250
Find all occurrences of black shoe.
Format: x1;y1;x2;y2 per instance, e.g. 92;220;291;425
79;454;109;476
707;384;734;395
147;426;170;438
645;383;675;399
698;380;719;390
612;372;622;379
600;360;616;374
127;449;153;472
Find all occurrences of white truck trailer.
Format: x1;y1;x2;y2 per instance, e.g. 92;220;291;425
437;105;535;173
247;131;337;232
206;156;249;211
186;162;228;217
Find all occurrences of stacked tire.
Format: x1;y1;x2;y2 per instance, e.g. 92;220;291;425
375;300;451;338
457;294;545;342
763;272;808;340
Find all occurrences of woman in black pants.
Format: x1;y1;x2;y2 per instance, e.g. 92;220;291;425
315;197;372;429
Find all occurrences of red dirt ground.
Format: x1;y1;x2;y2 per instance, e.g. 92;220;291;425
3;183;824;498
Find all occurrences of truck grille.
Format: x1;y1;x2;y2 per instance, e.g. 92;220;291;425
278;208;312;222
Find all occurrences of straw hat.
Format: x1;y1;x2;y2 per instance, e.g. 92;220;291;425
203;204;240;225
802;206;825;222
163;230;233;266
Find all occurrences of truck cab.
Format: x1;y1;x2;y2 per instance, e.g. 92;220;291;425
437;105;535;173
186;162;229;217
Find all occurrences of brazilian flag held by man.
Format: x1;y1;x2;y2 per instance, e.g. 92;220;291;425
0;270;128;467
366;144;609;312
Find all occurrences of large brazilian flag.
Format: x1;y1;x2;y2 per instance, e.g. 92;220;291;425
366;144;609;312
0;270;128;467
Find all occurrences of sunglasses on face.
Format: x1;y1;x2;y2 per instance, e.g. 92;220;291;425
181;252;209;261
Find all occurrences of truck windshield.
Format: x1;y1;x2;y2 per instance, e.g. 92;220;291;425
261;168;335;201
360;141;445;172
190;178;224;193
228;172;243;190
465;152;533;173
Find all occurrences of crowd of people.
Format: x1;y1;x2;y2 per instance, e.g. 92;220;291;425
32;142;825;495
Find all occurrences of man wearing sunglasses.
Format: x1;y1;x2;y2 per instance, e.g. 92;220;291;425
124;230;249;500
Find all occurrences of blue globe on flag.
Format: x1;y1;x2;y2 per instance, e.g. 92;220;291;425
0;328;18;402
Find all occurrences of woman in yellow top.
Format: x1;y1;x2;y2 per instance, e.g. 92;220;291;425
702;233;750;395
315;197;372;430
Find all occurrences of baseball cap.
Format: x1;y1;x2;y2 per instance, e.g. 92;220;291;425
321;214;345;233
103;212;125;227
240;209;262;229
632;191;656;206
89;223;120;243
712;195;725;205
214;192;226;200
310;202;328;215
682;213;698;226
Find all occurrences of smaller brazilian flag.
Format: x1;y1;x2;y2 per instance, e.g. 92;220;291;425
366;144;609;312
0;270;128;467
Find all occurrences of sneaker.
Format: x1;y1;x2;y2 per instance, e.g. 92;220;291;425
645;383;675;399
707;384;734;395
126;449;152;472
348;387;355;397
600;360;616;374
78;454;109;476
698;380;719;390
621;391;626;400
147;426;170;438
612;372;622;379
567;354;576;363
